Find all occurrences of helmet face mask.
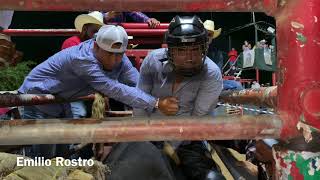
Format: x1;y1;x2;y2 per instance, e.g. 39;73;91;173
167;43;207;77
165;15;208;77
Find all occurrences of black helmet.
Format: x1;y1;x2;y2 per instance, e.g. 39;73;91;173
165;15;208;77
165;15;208;46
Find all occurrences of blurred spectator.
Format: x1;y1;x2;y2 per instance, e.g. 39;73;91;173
255;41;262;49
0;11;23;119
227;65;238;76
255;39;269;49
260;39;268;49
62;11;104;50
0;10;23;67
242;40;252;51
104;11;160;28
203;20;223;70
251;81;261;89
228;47;238;66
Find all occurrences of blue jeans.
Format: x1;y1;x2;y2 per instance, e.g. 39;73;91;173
19;105;70;159
223;80;243;90
70;101;87;118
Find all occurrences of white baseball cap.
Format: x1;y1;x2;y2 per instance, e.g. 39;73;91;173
95;25;128;53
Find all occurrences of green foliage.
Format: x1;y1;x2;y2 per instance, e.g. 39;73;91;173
0;61;36;91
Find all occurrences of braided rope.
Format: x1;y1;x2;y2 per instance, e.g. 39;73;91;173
217;102;274;115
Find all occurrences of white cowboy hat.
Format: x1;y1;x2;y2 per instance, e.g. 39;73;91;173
203;20;222;39
74;11;104;32
260;39;267;43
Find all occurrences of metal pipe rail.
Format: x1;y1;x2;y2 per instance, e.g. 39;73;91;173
1;28;167;36
0;93;95;108
0;115;282;145
0;87;277;108
219;86;277;108
119;23;169;29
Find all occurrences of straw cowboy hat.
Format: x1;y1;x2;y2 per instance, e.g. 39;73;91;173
203;20;222;39
74;11;104;32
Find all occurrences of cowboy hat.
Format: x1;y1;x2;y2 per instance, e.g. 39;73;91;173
203;20;222;39
260;39;267;43
74;11;104;32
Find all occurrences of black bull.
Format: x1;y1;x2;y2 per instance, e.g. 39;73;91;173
104;142;225;180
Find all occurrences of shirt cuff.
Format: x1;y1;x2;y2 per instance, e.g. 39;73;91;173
146;97;157;113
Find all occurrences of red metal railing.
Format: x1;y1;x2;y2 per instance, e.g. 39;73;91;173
0;0;277;12
1;28;166;36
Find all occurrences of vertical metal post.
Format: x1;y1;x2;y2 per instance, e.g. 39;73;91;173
273;0;320;178
228;35;232;51
272;73;276;86
256;69;260;83
252;12;258;44
276;0;320;139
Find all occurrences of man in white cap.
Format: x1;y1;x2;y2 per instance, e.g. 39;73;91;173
61;11;104;50
18;25;178;159
61;11;104;119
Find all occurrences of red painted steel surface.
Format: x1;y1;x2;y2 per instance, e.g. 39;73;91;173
276;0;320;139
119;23;169;29
223;76;255;84
126;49;151;70
1;29;78;36
1;28;166;36
128;38;164;45
0;0;278;13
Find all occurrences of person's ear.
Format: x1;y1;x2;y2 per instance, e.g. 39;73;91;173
81;24;88;33
93;42;100;52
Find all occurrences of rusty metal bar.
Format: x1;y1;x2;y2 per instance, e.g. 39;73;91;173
105;111;133;117
0;93;95;107
0;0;278;12
1;87;277;108
219;86;277;108
0;115;282;145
